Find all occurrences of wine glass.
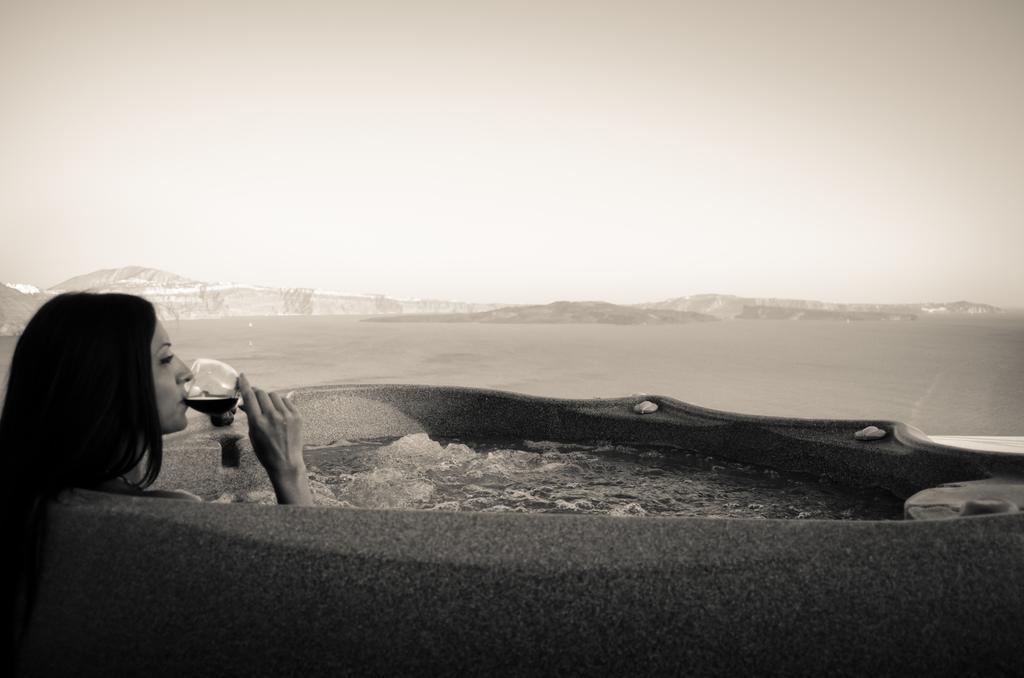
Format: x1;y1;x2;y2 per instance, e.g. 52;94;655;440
185;359;240;417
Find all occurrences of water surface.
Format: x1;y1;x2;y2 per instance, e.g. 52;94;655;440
2;313;1022;434
294;433;904;520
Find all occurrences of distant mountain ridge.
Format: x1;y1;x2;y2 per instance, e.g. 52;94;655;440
0;266;1007;336
52;266;201;291
635;293;1003;319
735;306;917;322
364;301;718;325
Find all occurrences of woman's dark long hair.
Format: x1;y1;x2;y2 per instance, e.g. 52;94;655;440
2;292;164;671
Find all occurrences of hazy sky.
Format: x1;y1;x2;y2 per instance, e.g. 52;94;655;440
1;0;1021;306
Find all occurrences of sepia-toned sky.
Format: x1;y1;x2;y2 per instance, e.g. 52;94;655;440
1;0;1021;306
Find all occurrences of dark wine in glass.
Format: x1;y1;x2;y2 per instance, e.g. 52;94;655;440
186;359;240;416
185;396;240;415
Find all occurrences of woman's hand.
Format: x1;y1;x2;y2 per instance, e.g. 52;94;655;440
237;373;314;505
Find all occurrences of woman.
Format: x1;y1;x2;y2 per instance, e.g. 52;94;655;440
2;292;313;669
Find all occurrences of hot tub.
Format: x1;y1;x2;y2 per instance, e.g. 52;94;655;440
18;384;1024;676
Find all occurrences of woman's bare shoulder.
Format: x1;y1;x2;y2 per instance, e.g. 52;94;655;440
56;487;203;503
142;489;203;501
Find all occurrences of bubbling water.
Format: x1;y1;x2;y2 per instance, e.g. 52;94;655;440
294;433;904;520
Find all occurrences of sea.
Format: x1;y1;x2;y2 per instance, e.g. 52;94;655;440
1;313;1022;436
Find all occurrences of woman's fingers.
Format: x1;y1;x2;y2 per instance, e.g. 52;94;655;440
281;392;299;414
269;391;290;415
238;373;259;415
240;373;274;418
238;374;299;418
254;387;275;416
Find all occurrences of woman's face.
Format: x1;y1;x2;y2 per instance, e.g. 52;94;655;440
151;321;193;434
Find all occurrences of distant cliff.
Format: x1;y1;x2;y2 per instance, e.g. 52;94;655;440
637;294;1002;320
0;266;505;336
364;301;718;325
0;284;44;336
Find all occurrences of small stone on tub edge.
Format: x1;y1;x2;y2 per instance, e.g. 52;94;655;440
634;400;659;415
854;425;887;441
